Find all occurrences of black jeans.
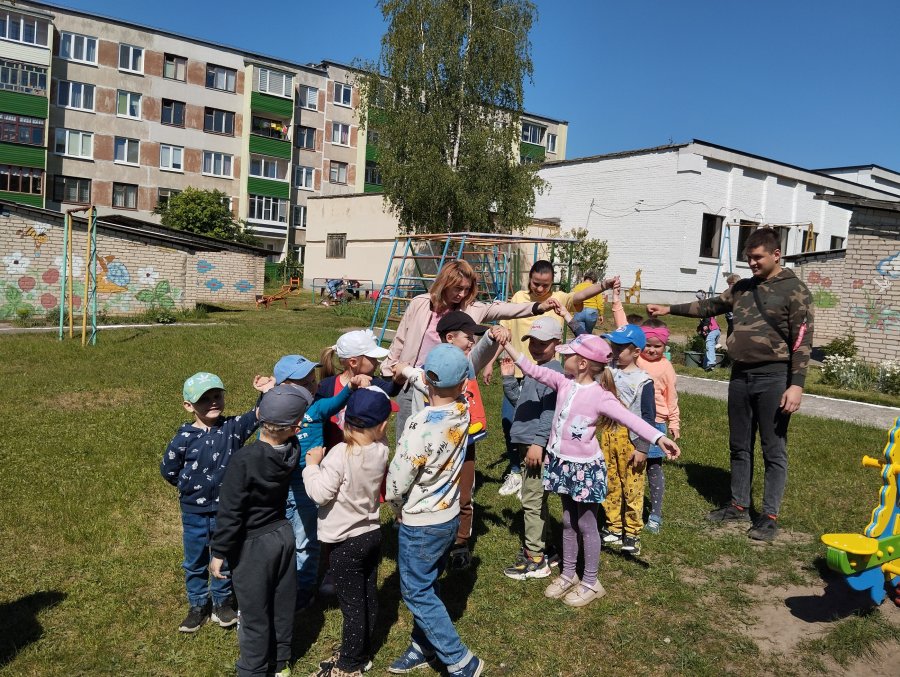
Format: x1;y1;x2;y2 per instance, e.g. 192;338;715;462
727;368;791;517
330;528;382;671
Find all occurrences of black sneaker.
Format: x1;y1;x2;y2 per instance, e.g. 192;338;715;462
601;528;623;545
503;550;551;580
621;536;641;556
546;551;560;568
179;600;211;633
706;503;751;522
212;598;238;628
748;515;779;542
448;545;472;571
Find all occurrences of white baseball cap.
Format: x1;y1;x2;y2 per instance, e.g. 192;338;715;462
522;317;563;342
335;329;390;359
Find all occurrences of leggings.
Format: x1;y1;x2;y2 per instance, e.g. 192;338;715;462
560;495;601;588
647;458;664;521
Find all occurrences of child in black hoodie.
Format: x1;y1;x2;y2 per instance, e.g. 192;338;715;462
210;384;312;677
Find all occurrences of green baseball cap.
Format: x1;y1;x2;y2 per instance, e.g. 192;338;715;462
183;372;225;403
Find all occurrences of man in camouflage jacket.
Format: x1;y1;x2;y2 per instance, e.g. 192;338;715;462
647;227;813;542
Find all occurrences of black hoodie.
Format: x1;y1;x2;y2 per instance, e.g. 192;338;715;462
211;437;300;560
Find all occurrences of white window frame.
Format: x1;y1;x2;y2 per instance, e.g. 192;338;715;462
163;53;187;81
206;64;236;92
334;82;352;107
159;144;183;172
546;132;557;153
521;122;544;145
112;182;138;209
114;136;140;166
54;128;93;159
116;90;141;119
295;125;316;150
297;85;318;110
57;81;95;112
293;204;307;228
249;155;288;181
202;151;233;178
329;161;348;184
0;12;50;47
59;32;97;64
331;122;350;146
257;67;292;98
157;187;181;208
248;194;288;224
295;165;314;190
118;44;144;74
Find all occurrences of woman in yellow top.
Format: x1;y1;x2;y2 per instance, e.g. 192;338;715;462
571;271;605;335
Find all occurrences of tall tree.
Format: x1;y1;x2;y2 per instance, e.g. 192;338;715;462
359;0;543;234
153;188;259;245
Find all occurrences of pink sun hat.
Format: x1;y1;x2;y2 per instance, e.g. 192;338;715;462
556;333;612;364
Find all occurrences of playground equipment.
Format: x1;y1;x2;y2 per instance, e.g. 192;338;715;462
369;232;580;345
256;277;302;309
58;206;99;346
821;416;900;605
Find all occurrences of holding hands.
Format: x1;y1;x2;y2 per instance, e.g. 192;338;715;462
489;325;510;345
392;361;410;384
253;375;276;393
349;374;372;389
656;436;681;460
646;304;670;317
305;446;325;466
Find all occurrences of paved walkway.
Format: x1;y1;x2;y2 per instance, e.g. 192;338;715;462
678;374;899;430
0;322;214;335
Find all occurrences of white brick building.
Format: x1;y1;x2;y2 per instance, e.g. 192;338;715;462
533;140;900;303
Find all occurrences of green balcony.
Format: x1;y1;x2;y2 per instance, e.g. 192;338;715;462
0;90;49;119
251;91;293;118
520;142;545;162
0;142;45;169
363;183;383;194
249;134;291;160
247;177;290;199
0;191;42;207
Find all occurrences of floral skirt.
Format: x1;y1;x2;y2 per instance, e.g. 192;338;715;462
543;454;607;503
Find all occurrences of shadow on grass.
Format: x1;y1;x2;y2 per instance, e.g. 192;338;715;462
0;591;66;667
682;461;732;508
785;572;879;623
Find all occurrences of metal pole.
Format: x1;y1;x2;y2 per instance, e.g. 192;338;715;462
81;213;91;346
371;235;400;339
58;213;69;340
88;207;98;345
67;217;74;338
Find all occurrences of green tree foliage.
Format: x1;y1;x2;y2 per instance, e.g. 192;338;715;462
359;0;543;234
153;187;260;245
565;227;609;280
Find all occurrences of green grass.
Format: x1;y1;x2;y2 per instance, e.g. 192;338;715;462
1;299;898;676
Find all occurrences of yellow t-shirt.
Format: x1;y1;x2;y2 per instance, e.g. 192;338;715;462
500;290;576;377
572;281;605;313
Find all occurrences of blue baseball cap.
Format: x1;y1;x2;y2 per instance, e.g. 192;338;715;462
345;386;393;428
274;355;319;384
422;343;470;388
601;324;647;350
183;372;225;403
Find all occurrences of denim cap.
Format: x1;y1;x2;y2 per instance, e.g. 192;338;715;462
422;343;470;388
556;333;612;364
258;383;312;425
601;324;647;350
183;372;225;403
522;316;563;342
345;386;392;428
274;354;319;384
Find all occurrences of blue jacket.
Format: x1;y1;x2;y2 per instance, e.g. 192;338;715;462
296;385;352;467
160;407;260;514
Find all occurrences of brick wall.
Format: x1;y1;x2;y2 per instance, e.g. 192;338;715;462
789;250;846;344
0;207;264;319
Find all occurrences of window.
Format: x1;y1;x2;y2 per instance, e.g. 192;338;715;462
295;125;315;150
546;133;557;153
365;160;382;186
293;204;307;228
112;182;138;209
202;151;233;177
114;136;139;165
204;107;234;135
248;194;288;223
59;32;97;64
0;12;49;46
333;82;351;106
830;236;845;250
331;122;350;146
206;64;236;92
295;165;314;189
0;59;46;95
251;116;289;140
366;129;379;146
326;233;347;259
160;144;183;171
161;99;186;127
0;165;42;194
118;44;143;73
57;81;94;111
54;128;92;159
249;155;287;180
521;122;545;145
0;113;44;146
329;161;348;184
736;220;758;258
257;67;292;98
163;54;186;81
157;187;181;208
297;85;318;110
699;213;723;258
116;90;141;119
53;175;90;204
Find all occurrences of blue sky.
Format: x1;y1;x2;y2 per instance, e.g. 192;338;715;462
55;0;900;170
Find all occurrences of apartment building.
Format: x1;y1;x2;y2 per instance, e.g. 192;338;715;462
0;2;568;261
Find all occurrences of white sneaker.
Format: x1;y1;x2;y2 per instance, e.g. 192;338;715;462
498;472;523;497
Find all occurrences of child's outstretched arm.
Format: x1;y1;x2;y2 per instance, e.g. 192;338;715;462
550;300;588;336
302;446;346;506
598;389;680;458
662;361;680;439
611;276;627;328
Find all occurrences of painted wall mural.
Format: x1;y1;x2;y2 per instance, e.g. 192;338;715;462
806;270;840;309
847;251;899;333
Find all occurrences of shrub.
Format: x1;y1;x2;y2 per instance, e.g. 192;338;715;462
823;334;857;358
686;334;705;352
821;355;876;391
877;362;900;396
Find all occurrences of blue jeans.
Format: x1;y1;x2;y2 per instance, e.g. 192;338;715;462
501;390;520;474
704;329;721;369
285;469;320;603
181;510;232;607
398;517;473;671
574;308;599;334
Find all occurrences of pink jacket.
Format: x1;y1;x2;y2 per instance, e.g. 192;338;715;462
515;356;662;463
382;294;537;376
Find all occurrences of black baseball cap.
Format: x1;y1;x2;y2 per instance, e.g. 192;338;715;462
436;311;489;337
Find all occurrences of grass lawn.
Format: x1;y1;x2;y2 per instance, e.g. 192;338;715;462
2;300;899;676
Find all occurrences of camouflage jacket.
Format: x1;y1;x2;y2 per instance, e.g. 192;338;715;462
669;268;814;387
